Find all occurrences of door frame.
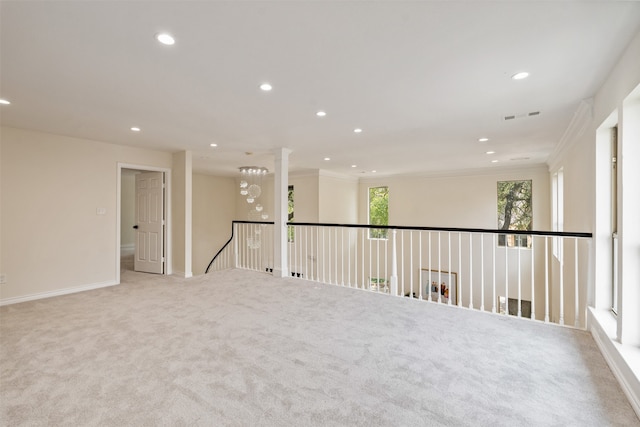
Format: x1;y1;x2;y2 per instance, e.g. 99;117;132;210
116;162;172;283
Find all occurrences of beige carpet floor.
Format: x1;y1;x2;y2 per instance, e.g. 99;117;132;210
1;269;638;426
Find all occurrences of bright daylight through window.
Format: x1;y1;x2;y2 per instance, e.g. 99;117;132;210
369;186;389;239
287;185;294;243
497;180;532;247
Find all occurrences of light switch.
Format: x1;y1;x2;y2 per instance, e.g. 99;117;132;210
96;207;107;215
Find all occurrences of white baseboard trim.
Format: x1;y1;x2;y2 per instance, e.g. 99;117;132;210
588;307;640;419
120;243;135;256
0;280;119;306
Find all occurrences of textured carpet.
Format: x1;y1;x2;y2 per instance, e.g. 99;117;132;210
1;269;638;426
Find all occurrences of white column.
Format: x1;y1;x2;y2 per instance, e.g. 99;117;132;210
172;150;192;278
273;148;291;278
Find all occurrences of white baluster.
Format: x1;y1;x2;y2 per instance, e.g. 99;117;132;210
384;236;388;292
491;234;498;313
341;228;345;286
545;236;550;323
559;237;565;326
294;226;298;277
469;233;473;310
517;240;522;317
448;232;452;306
412;232;416;298
353;228;357;286
333;227;338;285
322;228;326;283
438;232;442;304
458;233;462;307
242;223;246;269
401;230;405;296
328;228;332;284
287;225;291;275
253;224;257;271
531;237;535;320
304;226;309;280
424;231;429;301
390;229;398;296
347;229;351;287
361;228;365;289
480;234;485;312
234;223;239;269
376;238;380;292
505;235;509;313
574;238;579;328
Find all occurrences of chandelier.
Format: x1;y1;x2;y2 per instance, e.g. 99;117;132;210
239;167;269;249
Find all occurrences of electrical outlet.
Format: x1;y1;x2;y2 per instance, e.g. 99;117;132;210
0;274;6;284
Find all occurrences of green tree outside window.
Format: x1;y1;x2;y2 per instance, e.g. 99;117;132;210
369;186;389;239
287;185;294;243
497;180;532;247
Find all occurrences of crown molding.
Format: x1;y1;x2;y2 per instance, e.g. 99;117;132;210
547;98;594;172
358;164;549;184
318;169;359;183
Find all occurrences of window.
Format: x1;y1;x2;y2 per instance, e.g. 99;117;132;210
287;185;294;243
552;169;564;258
611;127;618;315
497;180;532;247
368;186;388;239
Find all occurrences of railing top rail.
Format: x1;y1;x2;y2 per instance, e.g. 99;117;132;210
286;221;592;239
232;220;275;225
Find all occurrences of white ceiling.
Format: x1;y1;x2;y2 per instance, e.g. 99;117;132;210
1;1;639;177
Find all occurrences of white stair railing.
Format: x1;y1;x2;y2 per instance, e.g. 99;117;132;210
286;222;592;329
205;221;275;273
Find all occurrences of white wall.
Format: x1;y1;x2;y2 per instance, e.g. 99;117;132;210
548;29;640;417
0;126;173;303
290;172;319;223
358;167;549;230
319;172;358;224
192;173;236;275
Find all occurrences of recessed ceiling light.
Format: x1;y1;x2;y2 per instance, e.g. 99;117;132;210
511;71;529;80
0;99;10;105
324;157;330;161
351;164;357;168
130;127;141;132
486;151;495;155
156;33;175;46
210;143;218;147
260;83;272;91
354;128;362;133
372;170;377;173
491;160;499;163
316;111;326;117
478;137;489;142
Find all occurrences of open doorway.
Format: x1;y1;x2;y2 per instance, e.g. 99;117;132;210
116;163;172;283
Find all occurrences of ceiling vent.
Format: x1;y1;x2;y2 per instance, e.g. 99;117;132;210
503;111;541;121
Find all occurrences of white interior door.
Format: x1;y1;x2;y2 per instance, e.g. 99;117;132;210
134;172;164;274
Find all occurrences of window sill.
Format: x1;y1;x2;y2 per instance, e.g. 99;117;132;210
588;307;640;417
